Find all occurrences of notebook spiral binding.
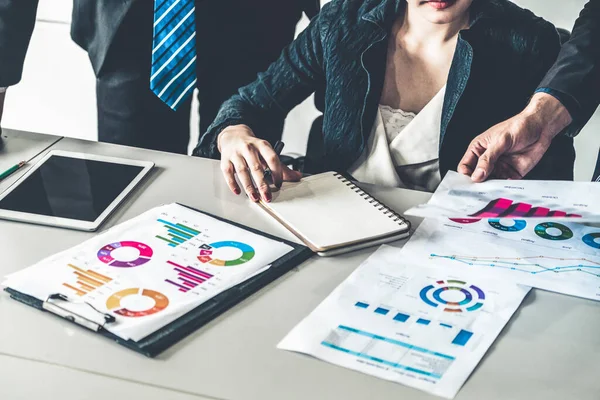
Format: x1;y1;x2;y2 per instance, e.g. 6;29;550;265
333;173;409;226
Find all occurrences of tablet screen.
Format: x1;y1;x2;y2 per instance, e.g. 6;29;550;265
0;155;144;222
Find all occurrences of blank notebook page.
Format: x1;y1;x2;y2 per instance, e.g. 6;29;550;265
260;172;406;251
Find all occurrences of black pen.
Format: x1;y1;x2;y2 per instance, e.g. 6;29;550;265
264;140;285;185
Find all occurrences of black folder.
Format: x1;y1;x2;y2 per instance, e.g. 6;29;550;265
4;204;313;358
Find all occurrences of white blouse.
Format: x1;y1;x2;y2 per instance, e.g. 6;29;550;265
348;86;446;192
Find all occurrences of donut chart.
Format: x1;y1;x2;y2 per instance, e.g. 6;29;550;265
488;219;526;232
419;280;485;313
197;241;255;266
97;241;153;267
534;222;573;241
106;288;168;317
582;232;600;249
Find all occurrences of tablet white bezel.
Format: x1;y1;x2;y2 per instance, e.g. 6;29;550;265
0;150;154;231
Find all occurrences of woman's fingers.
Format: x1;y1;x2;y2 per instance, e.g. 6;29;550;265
231;155;259;202
256;140;283;187
241;146;272;202
220;159;241;195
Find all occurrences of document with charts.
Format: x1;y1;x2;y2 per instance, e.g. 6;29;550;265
405;171;600;221
401;217;600;301
3;203;293;341
278;246;529;399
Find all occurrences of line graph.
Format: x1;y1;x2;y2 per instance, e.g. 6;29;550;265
430;254;600;278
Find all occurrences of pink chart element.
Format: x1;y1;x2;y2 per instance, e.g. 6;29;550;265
469;198;582;219
97;241;153;268
449;218;481;224
165;260;214;293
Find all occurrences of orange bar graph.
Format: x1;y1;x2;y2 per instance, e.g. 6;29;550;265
67;263;86;273
62;283;86;296
86;269;112;283
78;281;96;291
63;264;112;297
74;272;103;287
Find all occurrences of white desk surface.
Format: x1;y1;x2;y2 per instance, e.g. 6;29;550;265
1;131;599;400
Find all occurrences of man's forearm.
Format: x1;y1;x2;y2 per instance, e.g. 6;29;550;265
537;0;600;131
522;92;573;141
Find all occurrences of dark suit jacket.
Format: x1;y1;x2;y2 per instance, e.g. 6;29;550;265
0;0;320;87
538;0;600;131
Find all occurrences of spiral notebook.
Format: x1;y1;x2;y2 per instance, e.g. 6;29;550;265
258;172;411;256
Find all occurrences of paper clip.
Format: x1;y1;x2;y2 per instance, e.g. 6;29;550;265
42;293;115;332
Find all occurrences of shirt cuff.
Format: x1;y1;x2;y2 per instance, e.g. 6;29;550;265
534;87;580;121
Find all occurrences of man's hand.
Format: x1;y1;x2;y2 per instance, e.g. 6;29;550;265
458;93;573;182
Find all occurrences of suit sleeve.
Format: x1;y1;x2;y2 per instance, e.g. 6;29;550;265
0;0;39;86
537;0;600;132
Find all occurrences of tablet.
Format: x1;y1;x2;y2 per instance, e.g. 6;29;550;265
0;150;154;231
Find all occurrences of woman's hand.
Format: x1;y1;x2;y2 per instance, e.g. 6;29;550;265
218;125;302;202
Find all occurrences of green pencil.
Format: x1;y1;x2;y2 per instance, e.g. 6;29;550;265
0;161;26;181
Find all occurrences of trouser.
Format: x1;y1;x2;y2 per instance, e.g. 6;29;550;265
96;0;307;155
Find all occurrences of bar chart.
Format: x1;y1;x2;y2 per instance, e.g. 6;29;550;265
156;218;201;247
62;263;112;296
470;198;582;218
352;301;474;347
165;260;213;293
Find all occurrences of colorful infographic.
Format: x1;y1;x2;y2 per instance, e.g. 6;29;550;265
3;203;295;343
197;241;255;266
106;287;169;317
155;218;200;247
97;241;153;267
419;280;485;313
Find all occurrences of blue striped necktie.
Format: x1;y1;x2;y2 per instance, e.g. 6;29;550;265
150;0;197;111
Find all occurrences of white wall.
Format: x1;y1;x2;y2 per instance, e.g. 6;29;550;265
2;0;96;141
3;0;598;179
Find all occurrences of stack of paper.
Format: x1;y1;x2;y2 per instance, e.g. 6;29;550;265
279;172;600;398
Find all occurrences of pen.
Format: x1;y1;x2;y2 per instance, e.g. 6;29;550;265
264;141;285;185
0;160;26;181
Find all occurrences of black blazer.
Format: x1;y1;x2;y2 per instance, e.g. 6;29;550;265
0;0;321;87
538;0;600;131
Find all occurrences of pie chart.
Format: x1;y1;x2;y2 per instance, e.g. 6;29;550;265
106;288;168;317
97;241;153;268
197;241;255;266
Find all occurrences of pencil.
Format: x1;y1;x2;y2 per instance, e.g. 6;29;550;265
0;161;26;181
